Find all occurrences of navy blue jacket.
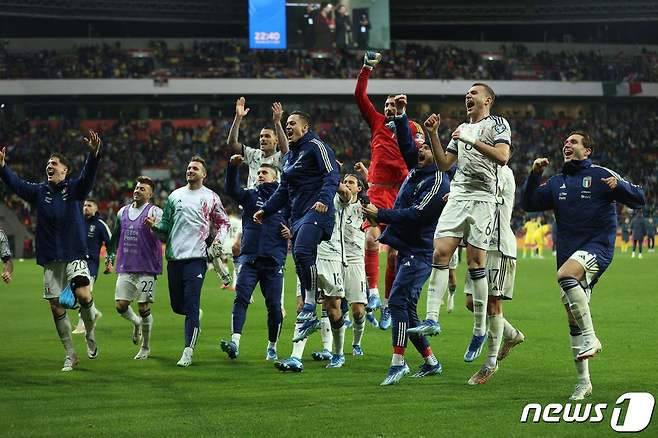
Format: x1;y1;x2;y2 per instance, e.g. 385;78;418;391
630;215;648;238
0;153;100;266
86;213;111;278
226;164;290;266
522;159;644;280
378;114;450;260
262;131;340;240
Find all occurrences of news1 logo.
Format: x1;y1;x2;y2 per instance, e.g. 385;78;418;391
520;392;655;432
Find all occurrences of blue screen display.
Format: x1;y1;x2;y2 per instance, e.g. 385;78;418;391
249;0;287;50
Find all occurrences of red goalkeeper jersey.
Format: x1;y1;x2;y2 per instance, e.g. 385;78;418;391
354;67;416;186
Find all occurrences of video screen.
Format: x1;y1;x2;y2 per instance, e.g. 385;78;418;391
249;0;390;50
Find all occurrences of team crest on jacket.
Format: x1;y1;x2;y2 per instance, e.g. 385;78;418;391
582;176;592;188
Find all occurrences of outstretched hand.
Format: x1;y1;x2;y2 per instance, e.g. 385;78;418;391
236;97;250;118
83;130;102;156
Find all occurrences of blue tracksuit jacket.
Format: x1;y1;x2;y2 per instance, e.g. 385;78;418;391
86;213;111;278
522;159;644;281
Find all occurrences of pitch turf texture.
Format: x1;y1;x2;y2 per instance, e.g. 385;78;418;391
1;252;656;437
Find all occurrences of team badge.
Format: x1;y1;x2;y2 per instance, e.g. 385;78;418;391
494;123;506;134
582;176;592;188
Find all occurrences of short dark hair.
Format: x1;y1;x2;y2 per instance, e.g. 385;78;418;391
289;111;312;129
136;175;155;191
49;152;70;168
568;130;594;155
190;155;206;170
343;172;369;192
84;198;98;205
472;82;496;104
260;126;276;133
258;163;279;176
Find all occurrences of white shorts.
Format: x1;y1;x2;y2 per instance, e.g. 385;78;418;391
463;251;516;299
317;258;345;298
115;273;157;303
343;262;367;304
560;250;599;304
449;249;459;270
43;260;92;299
434;199;496;250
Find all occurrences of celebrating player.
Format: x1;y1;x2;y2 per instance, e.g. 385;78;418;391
147;156;230;367
106;176;163;360
464;164;524;385
220;156;289;361
363;111;450;385
414;84;512;363
254;111;340;371
0;131;102;371
522;130;645;400
355;51;419;330
72;198;110;334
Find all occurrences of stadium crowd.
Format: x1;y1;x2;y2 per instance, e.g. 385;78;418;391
1;39;657;82
2;105;656;239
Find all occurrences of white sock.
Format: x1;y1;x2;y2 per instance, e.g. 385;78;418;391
291;322;308;360
502;317;518;340
469;268;488;336
391;353;405;366
320;310;332;351
54;312;75;356
121;307;142;326
426;268;448;321
485;313;504;368
353;315;365;346
268;341;277;350
332;323;346;356
560;278;595;337
232;262;240;288
141;314;153;350
80;300;98;342
231;333;241;347
368;287;380;298
382;297;389;309
570;334;590;384
303;266;318;307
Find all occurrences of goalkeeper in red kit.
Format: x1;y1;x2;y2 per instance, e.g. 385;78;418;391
354;51;421;330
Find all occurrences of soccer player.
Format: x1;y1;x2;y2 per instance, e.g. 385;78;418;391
0;229;14;283
647;218;655;252
355;51;419;330
630;211;647;259
105;176;163;360
363;112;450;386
523;217;539;258
72;198;110;334
464;164;524;385
522;130;645;400
254;111;340;372
146;156;230;367
0;131;102;371
532;216;550;259
413;84;512;363
220;156;289;361
620;217;631;253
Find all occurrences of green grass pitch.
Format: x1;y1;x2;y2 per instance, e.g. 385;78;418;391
1;251;656;437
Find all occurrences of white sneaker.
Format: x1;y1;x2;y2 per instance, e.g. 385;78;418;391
447;292;455;313
577;336;602;361
134;347;150;360
61;354;80;372
72;319;85;334
176;347;193;367
632;252;636;258
498;330;525;361
639;253;643;259
86;333;98;359
132;323;142;345
569;382;593;400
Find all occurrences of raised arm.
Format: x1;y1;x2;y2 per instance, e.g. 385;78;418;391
0;146;39;203
424;114;457;172
600;170;645;210
74;130;102;199
354;52;383;127
521;158;555;212
312;140;340;211
392;100;418;170
227;97;249;153
225;155;249;205
272;102;289;155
